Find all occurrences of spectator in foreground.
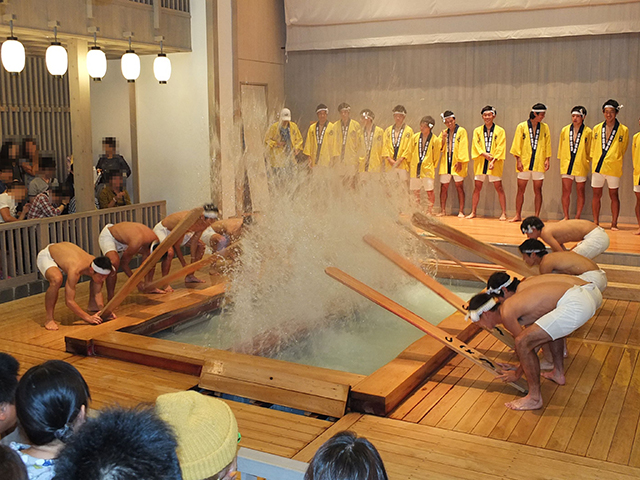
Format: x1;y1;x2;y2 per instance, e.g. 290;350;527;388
98;170;131;209
0;353;21;444
12;360;90;480
27;185;70;219
304;431;389;480
0;444;28;480
156;390;239;480
53;406;182;480
28;156;58;201
0;182;29;223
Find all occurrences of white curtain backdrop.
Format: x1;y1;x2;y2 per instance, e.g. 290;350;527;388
285;0;640;51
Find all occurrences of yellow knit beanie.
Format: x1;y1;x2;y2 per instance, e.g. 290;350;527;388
156;391;238;480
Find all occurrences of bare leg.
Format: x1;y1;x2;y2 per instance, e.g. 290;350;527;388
186;241;207;284
609;187;620;230
44;268;63;330
510;178;528;222
493;180;507;220
467;180;482;218
541;338;566;385
455;181;465;217
412;189;421;208
635;192;640;235
561;177;573;220
426;190;435;215
438;182;449;216
533;179;544;217
105;251;120;302
592;186;603;225
575;181;586;219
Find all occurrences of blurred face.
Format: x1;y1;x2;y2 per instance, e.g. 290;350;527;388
521;253;539;266
534;111;546;122
603;107;617;123
393;113;405;125
476;310;499;330
26;141;37;155
90;271;110;283
482;112;495;126
9;185;26;202
103;142;116;156
571;114;583;127
340;109;350;123
420;122;431;135
109;175;123;189
0;402;17;435
525;229;540;240
444;116;456;130
0;169;12;183
317;110;328;124
9;144;19;158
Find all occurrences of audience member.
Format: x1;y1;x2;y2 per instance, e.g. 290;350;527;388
63;157;75;214
98;170;131;209
12;360;90;480
0;140;23;183
19;138;39;190
95;137;131;192
156;391;239;480
0;158;14;194
0;444;28;480
0;182;30;223
28;157;57;201
0;353;20;443
53;406;182;480
27;186;70;220
304;431;389;480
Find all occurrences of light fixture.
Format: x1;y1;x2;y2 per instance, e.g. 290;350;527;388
120;36;140;83
86;32;107;81
45;26;68;76
153;40;171;84
1;20;26;74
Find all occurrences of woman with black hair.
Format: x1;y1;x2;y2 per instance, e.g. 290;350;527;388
0;140;23;184
10;360;90;480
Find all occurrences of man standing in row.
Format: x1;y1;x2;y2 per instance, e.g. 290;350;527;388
383;105;413;188
332;103;363;176
303;104;334;168
438;110;469;217
264;108;303;182
633;116;640;235
405;116;440;214
358;109;385;175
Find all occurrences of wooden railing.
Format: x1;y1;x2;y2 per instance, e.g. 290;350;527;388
237;448;307;480
0;201;165;289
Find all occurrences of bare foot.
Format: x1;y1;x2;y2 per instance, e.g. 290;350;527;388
541;369;566;385
509;216;522;223
87;301;100;312
465;213;476;219
44;319;59;331
499;213;507;221
611;225;619;231
102;311;117;321
146;287;168;295
436;211;446;217
185;274;205;284
458;212;465;218
539;358;553;370
561;217;569;221
505;395;543;411
164;285;174;293
634;228;640;236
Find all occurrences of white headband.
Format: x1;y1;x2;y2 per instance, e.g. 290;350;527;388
603;104;623;111
340;106;351;111
428;123;434;128
487;277;513;295
531;108;547;113
483;109;496;116
521;225;535;234
362;112;372;119
465;297;497;323
204;211;218;220
571;110;585;117
441;112;454;122
521;248;544;254
91;261;112;276
316;107;329;113
392;110;406;115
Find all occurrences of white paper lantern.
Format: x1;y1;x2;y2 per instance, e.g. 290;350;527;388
1;37;26;74
153;53;171;84
86;46;107;81
46;42;68;76
121;50;140;82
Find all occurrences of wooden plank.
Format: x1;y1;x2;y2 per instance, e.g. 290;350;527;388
291;413;364;463
620;354;640;466
325;267;527;393
389;364;456;420
100;207;204;318
614;301;640;345
600;301;630;343
412;212;538;277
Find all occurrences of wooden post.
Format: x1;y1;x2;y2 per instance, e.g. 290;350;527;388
67;38;95;213
128;83;140;203
363;234;515;350
325;267;528;394
412;212;538;277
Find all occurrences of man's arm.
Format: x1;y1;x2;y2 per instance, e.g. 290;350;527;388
173;239;188;267
541;230;565;252
189;231;204;261
64;273;102;324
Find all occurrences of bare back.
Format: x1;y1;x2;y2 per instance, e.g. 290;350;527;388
538;251;598;276
49;242;93;277
503;281;577;327
162;211;211;233
109;222;158;249
542;220;596;248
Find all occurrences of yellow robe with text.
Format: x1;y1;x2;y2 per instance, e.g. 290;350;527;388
404;132;441;179
382;124;414;171
264;121;304;168
590;121;629;177
557;124;592;177
358;125;385;173
510;121;552;173
471;124;506;177
303;121;335;167
438;126;469;177
331;119;364;167
632;132;640;186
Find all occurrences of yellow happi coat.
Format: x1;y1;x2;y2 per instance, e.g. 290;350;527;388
590;121;629;177
510;121;552;173
471;124;506;177
632;132;640;187
331;119;364;167
264;121;304;168
404;131;441;179
303;121;335;167
382;124;414;171
358;125;385;173
557;124;592;177
438;125;469;177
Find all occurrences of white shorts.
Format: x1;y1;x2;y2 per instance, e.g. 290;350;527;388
37;245;61;277
536;283;602;341
591;172;620;189
153;221;193;247
561;174;587;183
410;177;435;192
577;269;608;293
440;174;464;184
474;174;501;183
517;171;544;181
99;224;127;256
200;226;228;251
634;185;640;193
572;226;610;259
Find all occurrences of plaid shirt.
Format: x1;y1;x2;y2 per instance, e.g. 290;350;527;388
27;192;61;219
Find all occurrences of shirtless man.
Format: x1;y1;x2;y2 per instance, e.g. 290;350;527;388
152;204;218;287
519;238;607;292
98;222;165;301
200;217;244;252
467;277;602;410
520;215;610;260
36;242;113;331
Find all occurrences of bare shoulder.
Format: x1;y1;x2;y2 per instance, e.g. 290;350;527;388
546;219;595;242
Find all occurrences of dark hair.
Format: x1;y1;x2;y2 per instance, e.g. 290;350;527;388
51;185;71;200
392;105;406;114
602;99;620;112
481;105;496;115
102;137;117;148
0;140;19;160
443;110;455;119
520;216;544;234
20;137;37;159
316;104;328;112
40;156;56;171
519;239;548;257
487;272;520;297
571;105;587;117
53;406;182;480
304;431;388;480
92;256;113;272
0;353;19;405
203;203;219;216
420;116;435;127
0;444;28;480
360;109;375;120
15;360;90;446
529;103;547;120
337;103;351;111
106;169;123;182
468;292;500;312
7;181;26;191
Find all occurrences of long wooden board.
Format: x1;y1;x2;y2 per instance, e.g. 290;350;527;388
100;207;203;319
363;234;516;350
412;212;538;278
325;267;528;394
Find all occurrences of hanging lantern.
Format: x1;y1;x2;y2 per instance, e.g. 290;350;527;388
87;46;107;81
121;37;139;83
153;41;171;84
1;21;25;74
46;27;67;76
